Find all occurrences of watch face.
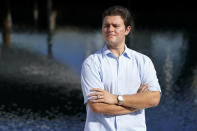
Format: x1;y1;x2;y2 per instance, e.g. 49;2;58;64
118;95;123;105
119;96;123;101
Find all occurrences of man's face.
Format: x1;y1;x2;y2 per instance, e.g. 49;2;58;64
102;15;131;46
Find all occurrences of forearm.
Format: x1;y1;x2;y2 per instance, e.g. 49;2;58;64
88;85;160;112
88;102;138;115
122;91;161;109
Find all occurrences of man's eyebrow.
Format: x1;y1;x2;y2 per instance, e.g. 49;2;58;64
103;23;119;26
112;24;119;26
103;23;110;26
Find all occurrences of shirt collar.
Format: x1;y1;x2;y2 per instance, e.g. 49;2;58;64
102;44;131;59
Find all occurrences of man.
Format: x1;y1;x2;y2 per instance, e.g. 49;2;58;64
81;6;161;131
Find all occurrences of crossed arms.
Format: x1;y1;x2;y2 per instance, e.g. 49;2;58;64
88;84;161;115
81;59;161;115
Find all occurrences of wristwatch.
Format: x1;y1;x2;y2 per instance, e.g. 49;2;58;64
117;95;124;105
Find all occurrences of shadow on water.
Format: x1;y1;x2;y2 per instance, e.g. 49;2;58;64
0;42;87;130
0;45;85;113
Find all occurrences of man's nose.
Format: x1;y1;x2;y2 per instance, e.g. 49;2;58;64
108;25;114;32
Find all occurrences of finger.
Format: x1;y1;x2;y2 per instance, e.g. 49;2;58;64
90;88;104;92
141;86;148;92
144;88;149;92
89;92;103;96
88;96;97;100
137;83;144;93
138;87;142;91
90;99;104;103
137;89;141;93
89;95;104;100
139;83;146;89
145;86;150;91
138;83;149;93
139;83;144;89
144;83;150;88
99;95;104;99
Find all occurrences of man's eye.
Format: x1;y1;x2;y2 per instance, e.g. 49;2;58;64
114;25;120;28
104;25;110;28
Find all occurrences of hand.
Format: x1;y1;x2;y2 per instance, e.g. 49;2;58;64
88;88;118;105
137;83;150;93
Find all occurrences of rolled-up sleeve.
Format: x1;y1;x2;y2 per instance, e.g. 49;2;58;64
142;57;161;93
81;57;104;104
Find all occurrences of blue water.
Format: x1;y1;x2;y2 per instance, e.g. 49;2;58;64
0;106;85;131
0;28;197;130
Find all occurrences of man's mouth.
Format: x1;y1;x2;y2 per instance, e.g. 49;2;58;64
107;34;115;37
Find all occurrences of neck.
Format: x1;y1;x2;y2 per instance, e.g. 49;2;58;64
107;43;125;58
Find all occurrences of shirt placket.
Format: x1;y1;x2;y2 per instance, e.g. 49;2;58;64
115;56;121;131
116;58;118;91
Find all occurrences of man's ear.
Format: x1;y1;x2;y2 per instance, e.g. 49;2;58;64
125;26;131;36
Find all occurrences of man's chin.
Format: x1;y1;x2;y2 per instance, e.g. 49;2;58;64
106;40;115;44
106;42;114;45
106;42;119;46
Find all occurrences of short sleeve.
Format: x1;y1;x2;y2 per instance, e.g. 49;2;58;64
81;57;104;104
141;57;161;92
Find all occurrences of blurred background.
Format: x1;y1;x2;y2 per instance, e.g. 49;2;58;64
0;0;197;130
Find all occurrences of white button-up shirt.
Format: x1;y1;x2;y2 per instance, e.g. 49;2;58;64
81;45;161;131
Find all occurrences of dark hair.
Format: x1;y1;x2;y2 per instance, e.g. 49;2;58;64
102;6;135;28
